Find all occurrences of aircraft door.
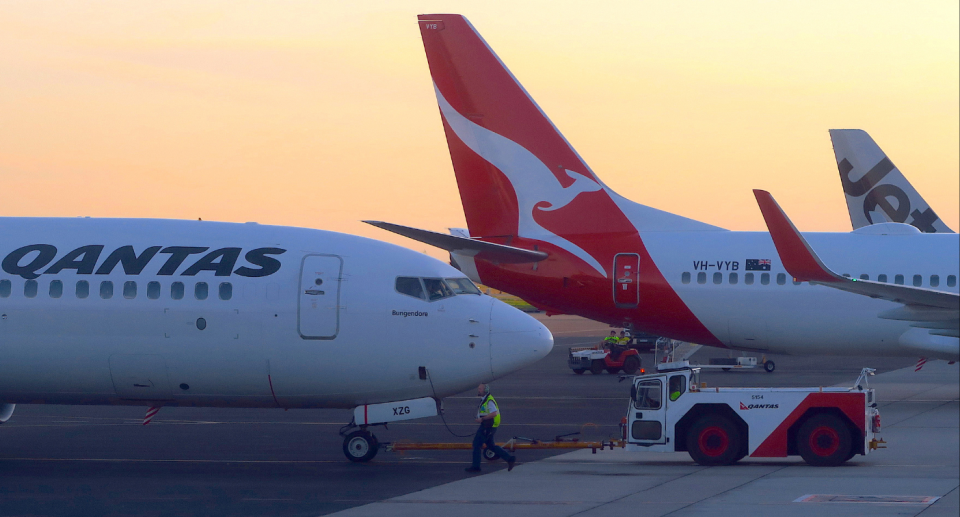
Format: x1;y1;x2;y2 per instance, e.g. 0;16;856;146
298;254;343;340
613;253;640;308
628;377;667;445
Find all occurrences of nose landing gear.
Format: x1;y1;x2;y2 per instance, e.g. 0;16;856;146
343;429;379;462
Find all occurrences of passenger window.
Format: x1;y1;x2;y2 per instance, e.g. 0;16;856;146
913;275;922;287
395;277;425;300
445;278;481;295
948;275;957;287
147;281;161;299
0;279;10;298
930;275;940;288
760;273;770;285
859;274;869;280
744;273;754;285
681;272;691;284
776;273;786;285
195;282;208;300
894;274;904;285
793;278;801;285
697;272;706;284
24;280;38;298
842;273;851;278
100;281;113;299
76;280;89;299
668;375;686;402
171;282;184;300
123;281;137;299
219;282;233;300
423;278;454;301
634;379;662;410
729;273;738;285
713;272;722;285
49;280;63;299
878;274;888;283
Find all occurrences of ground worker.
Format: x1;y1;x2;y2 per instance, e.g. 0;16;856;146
602;331;619;350
466;383;516;473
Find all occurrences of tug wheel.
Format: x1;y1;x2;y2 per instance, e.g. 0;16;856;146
797;414;851;467
687;415;742;466
590;360;604;375
343;430;379;463
623;356;641;375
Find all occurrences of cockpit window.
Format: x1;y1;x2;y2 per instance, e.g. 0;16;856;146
446;278;481;295
395;277;425;300
423;278;454;301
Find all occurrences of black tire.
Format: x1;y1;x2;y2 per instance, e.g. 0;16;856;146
343;430;379;463
483;447;500;462
573;369;585;375
623;356;641;375
590;360;604;374
797;414;851;466
686;415;742;466
764;361;776;373
722;368;731;372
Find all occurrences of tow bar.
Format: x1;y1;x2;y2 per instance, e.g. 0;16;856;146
382;431;625;456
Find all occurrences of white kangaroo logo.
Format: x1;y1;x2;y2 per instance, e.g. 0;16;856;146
435;84;607;277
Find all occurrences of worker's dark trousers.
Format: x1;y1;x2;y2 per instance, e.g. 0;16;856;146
472;425;514;468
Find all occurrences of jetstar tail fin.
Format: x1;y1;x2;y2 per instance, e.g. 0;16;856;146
830;129;953;233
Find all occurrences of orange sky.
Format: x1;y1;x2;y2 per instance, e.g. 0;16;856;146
2;1;957;260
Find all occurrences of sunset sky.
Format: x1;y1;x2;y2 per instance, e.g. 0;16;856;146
2;1;957;260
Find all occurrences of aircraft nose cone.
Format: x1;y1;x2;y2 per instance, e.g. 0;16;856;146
489;299;554;377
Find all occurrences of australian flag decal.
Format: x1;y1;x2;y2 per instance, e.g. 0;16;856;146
745;259;772;271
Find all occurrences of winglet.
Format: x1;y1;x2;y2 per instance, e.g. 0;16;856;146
364;221;548;264
752;190;837;283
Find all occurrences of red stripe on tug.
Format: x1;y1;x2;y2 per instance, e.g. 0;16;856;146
417;14;722;346
751;393;866;457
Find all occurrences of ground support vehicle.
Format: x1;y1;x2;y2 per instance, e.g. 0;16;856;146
624;363;884;466
569;346;642;375
656;340;775;373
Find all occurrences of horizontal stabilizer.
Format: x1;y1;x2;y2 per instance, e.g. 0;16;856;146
364;221;548;264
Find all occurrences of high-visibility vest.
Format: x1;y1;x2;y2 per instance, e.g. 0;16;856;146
618;337;630;346
478;395;501;428
603;336;619;346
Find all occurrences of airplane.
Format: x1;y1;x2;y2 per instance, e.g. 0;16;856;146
368;13;959;362
0;218;553;461
753;190;958;361
830;129;954;233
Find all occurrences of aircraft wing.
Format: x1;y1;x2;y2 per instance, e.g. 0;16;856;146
364;221;548;264
753;189;958;310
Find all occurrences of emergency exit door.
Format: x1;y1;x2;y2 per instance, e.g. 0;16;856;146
613;253;640;308
298;254;343;340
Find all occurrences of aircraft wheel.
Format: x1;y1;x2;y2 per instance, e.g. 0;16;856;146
764;360;776;373
797;414;851;467
343;430;379;463
483;447;500;462
590;360;604;374
623;356;641;375
573;369;585;375
686;415;742;466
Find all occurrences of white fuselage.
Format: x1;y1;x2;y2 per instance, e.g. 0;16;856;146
0;218;552;409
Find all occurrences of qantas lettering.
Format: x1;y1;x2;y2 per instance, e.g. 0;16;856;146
692;261;740;271
739;402;780;410
1;245;286;280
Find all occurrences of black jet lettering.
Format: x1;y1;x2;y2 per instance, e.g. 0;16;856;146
3;244;58;280
95;245;162;275
157;247;209;276
183;247;242;276
839;157;895;197
863;184;910;224
44;245;105;275
234;248;286;278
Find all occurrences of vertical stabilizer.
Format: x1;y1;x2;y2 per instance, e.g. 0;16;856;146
830;129;953;233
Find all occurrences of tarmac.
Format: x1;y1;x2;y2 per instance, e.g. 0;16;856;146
1;314;956;517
